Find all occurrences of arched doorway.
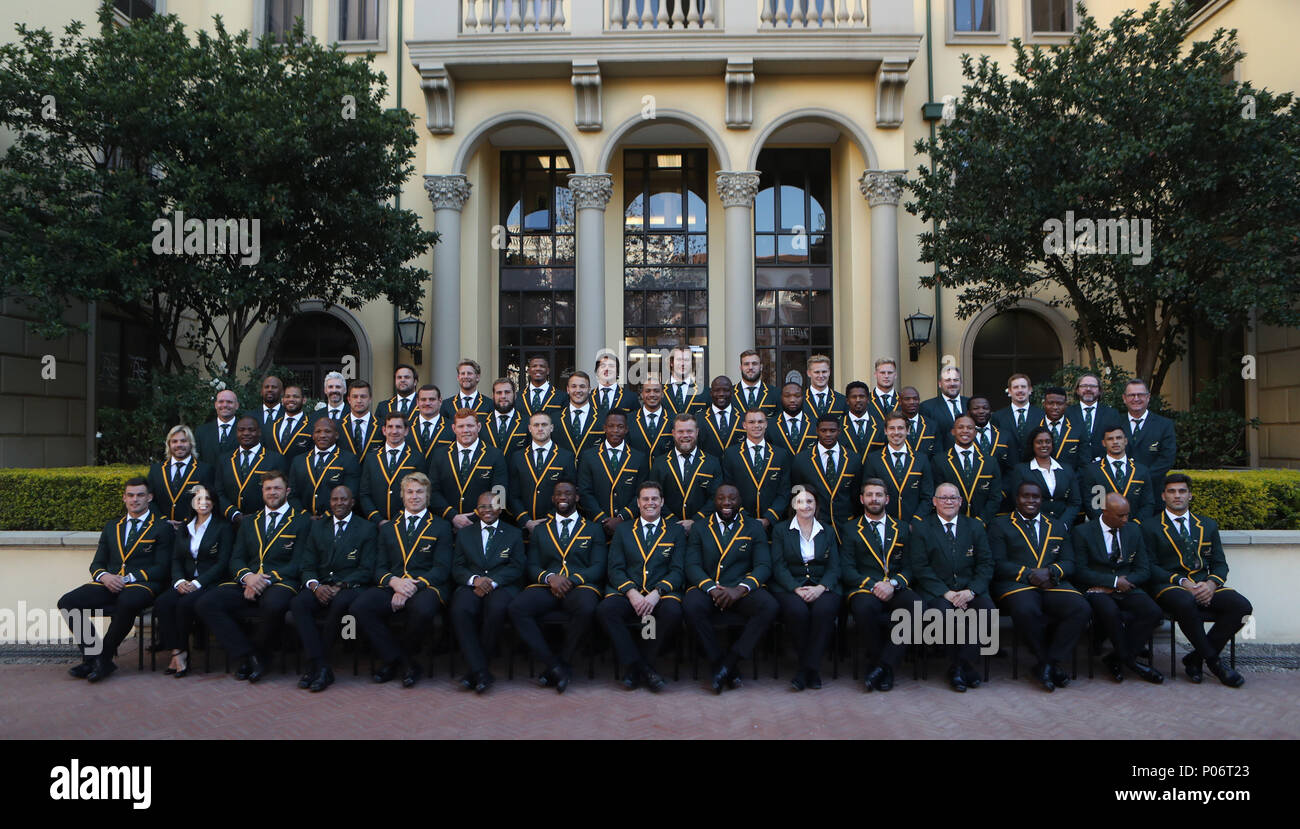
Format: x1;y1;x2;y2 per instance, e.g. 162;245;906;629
970;309;1063;403
272;312;360;400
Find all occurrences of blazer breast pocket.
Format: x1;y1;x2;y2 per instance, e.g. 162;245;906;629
1149;442;1160;452
477;470;493;481
965;546;974;557
345;549;358;561
282;540;295;552
326;471;341;483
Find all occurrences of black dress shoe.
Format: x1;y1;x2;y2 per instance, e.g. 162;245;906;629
173;665;190;679
1207;658;1244;688
68;660;95;679
235;658;254;681
554;664;572;694
960;666;982;689
474;671;494;694
710;665;731;694
86;658;117;683
807;670;823;690
164;666;177;676
1128;661;1164;684
401;663;424;688
947;667;968;693
246;655;267;683
642;667;666;693
1182;652;1204;684
879;665;895;692
865;666;885;692
458;673;476;691
1102;653;1125;683
620;666;640;690
1050;663;1070;687
537;666;555;687
309;666;335;693
1036;663;1055;693
372;660;400;684
790;669;806;691
298;670;315;690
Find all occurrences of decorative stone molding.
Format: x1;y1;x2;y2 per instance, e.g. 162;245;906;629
874;59;910;129
423;174;472;211
715;171;761;208
725;58;755;129
419;62;455;134
572;59;602;132
567;174;613;210
858;169;905;207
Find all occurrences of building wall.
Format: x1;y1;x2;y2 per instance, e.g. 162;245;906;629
0;299;92;468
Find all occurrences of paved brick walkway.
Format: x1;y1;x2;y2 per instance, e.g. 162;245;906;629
2;652;1295;739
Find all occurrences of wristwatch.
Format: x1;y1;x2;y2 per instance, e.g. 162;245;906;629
888;578;899;588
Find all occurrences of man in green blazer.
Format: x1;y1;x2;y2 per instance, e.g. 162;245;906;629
450;491;525;693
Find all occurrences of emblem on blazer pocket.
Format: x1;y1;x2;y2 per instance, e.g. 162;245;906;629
965;546;974;557
419;543;431;553
346;550;358;560
478;471;492;480
498;550;510;559
283;541;295;550
1149;442;1160;451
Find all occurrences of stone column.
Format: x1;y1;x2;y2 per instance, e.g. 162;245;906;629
859;170;906;363
567;173;613;374
715;171;761;369
423;174;472;390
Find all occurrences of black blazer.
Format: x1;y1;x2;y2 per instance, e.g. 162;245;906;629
194;419;238;466
625;408;674;459
1064;402;1122;466
170;517;233;587
287;447;361;516
452;520;526;595
769;520;841;593
919;394;972;450
577;444;648;523
1070;519;1150;593
147;459;216;523
908;514;993;600
841;515;911;596
990;404;1046;466
988;514;1076;600
606;518;686;600
1008;461;1081;527
1121;411;1177;495
300;514;377;589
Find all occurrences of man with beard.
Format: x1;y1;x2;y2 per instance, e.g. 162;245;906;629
264;384;313;461
768;382;816;457
991;374;1044;467
196;389;241;462
375;364;420;425
256;375;284;427
428;410;509;531
360;413;428;526
627;374;673;458
510;483;607;693
407;384;453;460
732;349;776;417
148;425;216;525
1065;372;1120;465
841;381;883;462
862;413;934;525
442;358;493;422
339;380;382;457
683;484;778;693
482;377;529;458
649;414;721;534
920;365;970;451
554;370;605;463
309;371;348;424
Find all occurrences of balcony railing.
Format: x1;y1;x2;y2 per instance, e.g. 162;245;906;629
461;0;570;33
759;0;867;29
607;0;718;30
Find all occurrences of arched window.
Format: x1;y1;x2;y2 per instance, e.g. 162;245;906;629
971;309;1062;402
272;312;359;400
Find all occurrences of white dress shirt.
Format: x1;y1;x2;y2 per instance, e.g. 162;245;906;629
790;516;825;563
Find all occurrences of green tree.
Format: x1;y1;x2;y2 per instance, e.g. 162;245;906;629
906;1;1299;396
0;4;437;374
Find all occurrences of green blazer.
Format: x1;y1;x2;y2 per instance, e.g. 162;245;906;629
524;513;607;594
908;514;993;600
988;514;1077;601
374;512;453;603
1142;511;1231;599
90;513;176;594
841;514;912;597
228;507;309;589
605;518;685;600
684;514;771;594
300;514;377;589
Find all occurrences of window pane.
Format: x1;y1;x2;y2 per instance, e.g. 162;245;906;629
523;296;552;326
625;292;644;327
553;234;574;265
340;0;379;40
779;291;810;325
755;235;776;264
686;234;707;264
554;292;575;326
554;185;574;232
500;294;520;327
646;292;685;327
756;290;778;327
809;290;832;326
779;184;805;232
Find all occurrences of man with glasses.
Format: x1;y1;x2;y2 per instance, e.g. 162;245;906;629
1065;373;1120;465
1120;379;1176;498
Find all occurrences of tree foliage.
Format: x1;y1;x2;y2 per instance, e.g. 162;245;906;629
906;1;1299;395
0;3;437;374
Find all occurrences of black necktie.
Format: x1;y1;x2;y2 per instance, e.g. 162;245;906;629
854;419;866;442
125;517;142;548
944;521;956;550
1113;459;1125;479
219;423;230;442
314;451;328;472
949;398;960;418
751;445;763;470
281;416;295;444
484;524;496;552
643;522;656;545
1109;528;1122;565
265;407;276;425
674;385;684;409
239;449;252;475
746;387;756;408
559;517;573;544
817;392;827;411
535;447;545;468
824;449;836;477
1016;408;1026;430
406;515;417;536
496;416;508;441
869;520;883;548
961;450;972;476
171;461;184;487
422;420;433;444
330;409;342;421
892;451;905;477
680;453;692;478
352;420;363;448
336;519;348;538
978;428;991;454
388;449;399;471
1083;407;1094;439
462;396;472;410
460;448;472;475
1131;418;1144;443
1050;422;1061;444
718;410;728;433
881;393;892;411
647;413;658;433
787;418;798;440
571;409;582;434
601;388;611;411
266;511;280;535
1175;516;1193;557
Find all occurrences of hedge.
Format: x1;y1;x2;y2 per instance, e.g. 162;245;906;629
0;466;149;531
1166;469;1300;530
0;466;1297;533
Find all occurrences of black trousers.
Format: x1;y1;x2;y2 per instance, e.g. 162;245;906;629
596;595;683;670
773;590;840;672
195;582;296;661
350;586;441;665
290;586;366;666
998;588;1091;666
925;593;998;670
508;586;600;669
682;587;778;669
154;586;209;651
449;585;515;675
1085;590;1162;663
850;587;921;669
1157;586;1252;663
57;583;155;661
